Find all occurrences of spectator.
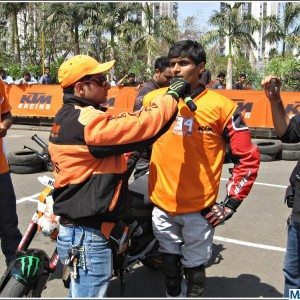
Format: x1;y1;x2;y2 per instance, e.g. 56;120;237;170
39;66;53;84
233;73;252;90
107;74;117;86
0;78;22;266
0;68;14;84
148;40;260;297
117;72;139;87
48;54;188;298
15;71;38;85
199;69;211;86
212;71;226;89
134;56;173;111
262;75;300;297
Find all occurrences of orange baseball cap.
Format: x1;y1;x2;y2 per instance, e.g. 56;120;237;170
58;55;115;88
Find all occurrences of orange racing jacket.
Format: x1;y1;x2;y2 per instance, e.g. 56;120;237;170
48;93;177;228
148;87;260;214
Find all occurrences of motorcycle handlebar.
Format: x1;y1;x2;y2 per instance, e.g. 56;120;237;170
31;134;48;152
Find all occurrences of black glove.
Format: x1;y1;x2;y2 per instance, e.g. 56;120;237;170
166;77;191;101
204;197;241;227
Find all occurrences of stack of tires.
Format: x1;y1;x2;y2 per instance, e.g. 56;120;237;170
279;142;300;161
7;150;44;174
252;139;300;162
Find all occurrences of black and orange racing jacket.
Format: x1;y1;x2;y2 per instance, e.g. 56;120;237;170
48;93;177;228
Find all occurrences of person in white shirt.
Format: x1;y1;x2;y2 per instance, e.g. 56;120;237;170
15;71;38;85
0;68;14;84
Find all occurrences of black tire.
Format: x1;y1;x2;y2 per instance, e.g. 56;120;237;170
281;150;300;161
9;163;44;174
141;254;163;270
44;162;53;172
282;142;300;151
0;276;27;297
7;150;43;165
260;153;276;162
252;139;282;155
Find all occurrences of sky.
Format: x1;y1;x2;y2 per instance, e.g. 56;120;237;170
177;1;220;30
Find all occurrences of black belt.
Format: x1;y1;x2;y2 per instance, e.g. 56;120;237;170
59;216;103;230
59;217;77;227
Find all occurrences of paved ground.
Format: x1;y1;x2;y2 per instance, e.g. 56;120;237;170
0;124;294;298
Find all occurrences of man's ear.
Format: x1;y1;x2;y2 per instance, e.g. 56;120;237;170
198;62;206;75
74;82;85;96
154;69;160;78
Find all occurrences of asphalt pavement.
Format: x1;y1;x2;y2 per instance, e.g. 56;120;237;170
0;124;294;298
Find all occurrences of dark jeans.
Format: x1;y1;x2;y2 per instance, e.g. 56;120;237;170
283;218;300;297
0;172;22;265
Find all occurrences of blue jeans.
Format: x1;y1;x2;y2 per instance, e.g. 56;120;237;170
0;172;22;265
57;224;112;298
283;218;300;297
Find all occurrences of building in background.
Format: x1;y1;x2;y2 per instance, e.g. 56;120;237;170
140;2;178;26
220;2;282;70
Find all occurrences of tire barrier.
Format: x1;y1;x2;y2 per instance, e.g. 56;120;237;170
7;150;44;174
279;150;300;161
278;142;300;161
282;142;300;151
251;139;300;162
251;139;282;162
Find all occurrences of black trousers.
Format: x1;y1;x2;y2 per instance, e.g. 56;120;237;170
0;172;22;265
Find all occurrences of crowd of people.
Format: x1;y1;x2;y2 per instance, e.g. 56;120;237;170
0;67;53;85
0;39;298;298
0;65;253;91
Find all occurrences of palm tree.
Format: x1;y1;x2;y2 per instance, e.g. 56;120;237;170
89;3;140;61
206;3;259;89
263;2;300;57
46;3;90;55
128;2;178;75
0;2;27;63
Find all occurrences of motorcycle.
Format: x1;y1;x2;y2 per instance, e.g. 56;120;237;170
0;135;161;297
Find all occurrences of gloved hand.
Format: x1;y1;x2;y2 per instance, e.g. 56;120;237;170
204;203;234;228
166;77;191;101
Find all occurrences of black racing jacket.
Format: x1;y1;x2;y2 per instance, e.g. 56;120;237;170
48;93;177;228
280;114;300;221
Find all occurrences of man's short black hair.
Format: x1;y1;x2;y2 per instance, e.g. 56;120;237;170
240;73;246;78
128;73;135;78
218;71;226;78
23;70;31;77
154;56;170;72
168;40;206;65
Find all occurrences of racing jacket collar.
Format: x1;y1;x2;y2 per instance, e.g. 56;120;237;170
63;93;108;111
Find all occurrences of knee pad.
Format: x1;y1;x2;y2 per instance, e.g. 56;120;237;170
184;265;206;297
163;254;182;297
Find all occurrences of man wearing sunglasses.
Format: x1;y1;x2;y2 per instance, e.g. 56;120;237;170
48;54;192;298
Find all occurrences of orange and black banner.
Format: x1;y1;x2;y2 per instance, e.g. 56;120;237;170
4;84;300;128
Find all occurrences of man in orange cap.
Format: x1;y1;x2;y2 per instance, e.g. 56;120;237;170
48;54;192;297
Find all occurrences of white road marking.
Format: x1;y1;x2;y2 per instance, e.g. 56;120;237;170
6;134;24;138
214;236;286;252
17;180;287;253
17;193;40;204
221;178;287;189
